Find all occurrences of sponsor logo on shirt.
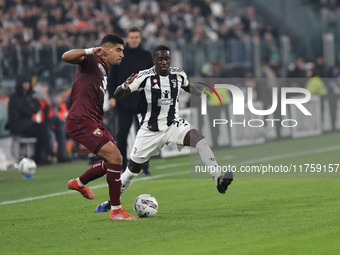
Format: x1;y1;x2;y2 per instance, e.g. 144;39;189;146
157;90;173;106
92;128;103;137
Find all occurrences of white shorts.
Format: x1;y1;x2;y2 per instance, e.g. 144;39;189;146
130;118;192;164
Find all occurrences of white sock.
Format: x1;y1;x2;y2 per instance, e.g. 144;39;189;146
111;205;121;210
76;177;84;187
195;139;221;185
120;167;138;197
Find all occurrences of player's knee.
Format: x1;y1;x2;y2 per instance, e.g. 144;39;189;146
191;130;205;147
113;152;122;165
104;150;122;165
128;160;143;174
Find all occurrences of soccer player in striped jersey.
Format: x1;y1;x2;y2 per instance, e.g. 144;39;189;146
95;45;233;213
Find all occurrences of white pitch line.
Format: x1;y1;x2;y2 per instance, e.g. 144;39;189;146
155;162;190;169
155;145;340;169
0;171;188;206
1;145;339;206
231;145;340;166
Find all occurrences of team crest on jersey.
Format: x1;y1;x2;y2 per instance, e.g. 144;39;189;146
98;63;106;76
171;79;177;88
92;128;103;137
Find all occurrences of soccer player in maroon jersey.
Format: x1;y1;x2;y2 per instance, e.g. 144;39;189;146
62;34;137;221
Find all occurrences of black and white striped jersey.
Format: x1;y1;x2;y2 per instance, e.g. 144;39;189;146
129;66;189;131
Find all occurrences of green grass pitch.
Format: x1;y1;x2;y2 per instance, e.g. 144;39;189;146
0;133;339;255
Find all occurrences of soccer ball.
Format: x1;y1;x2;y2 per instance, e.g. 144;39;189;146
18;158;36;176
133;194;158;217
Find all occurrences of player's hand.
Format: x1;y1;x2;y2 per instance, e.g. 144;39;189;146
109;98;116;108
123;73;137;88
93;47;109;57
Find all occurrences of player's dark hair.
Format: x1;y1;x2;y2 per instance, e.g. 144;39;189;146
101;34;124;46
128;25;141;34
153;45;171;55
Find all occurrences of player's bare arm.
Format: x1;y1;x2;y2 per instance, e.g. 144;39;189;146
114;73;137;98
182;83;203;97
62;47;109;64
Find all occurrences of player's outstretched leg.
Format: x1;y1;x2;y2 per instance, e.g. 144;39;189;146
95;161;142;213
67;159;107;199
98;141;137;220
120;162;140;196
195;138;233;193
184;130;233;194
106;163;136;220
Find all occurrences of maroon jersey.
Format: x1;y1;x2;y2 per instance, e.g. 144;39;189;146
67;55;108;124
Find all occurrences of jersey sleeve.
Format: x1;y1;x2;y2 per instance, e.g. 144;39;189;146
129;71;146;92
79;55;90;67
180;71;189;87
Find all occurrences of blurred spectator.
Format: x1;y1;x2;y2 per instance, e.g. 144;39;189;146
313;55;329;78
261;54;280;102
139;0;160;15
8;75;52;164
305;68;327;95
237;72;258;101
50;86;71;162
289;57;306;78
33;83;71;162
0;85;8;109
241;6;260;34
201;59;227;78
4;22;18;46
262;32;280;69
216;3;237;28
218;24;236;40
263;53;281;78
261;22;279;41
0;85;9;137
34;18;51;40
288;57;307;88
327;67;340;94
15;21;34;46
107;26;153;176
206;13;219;33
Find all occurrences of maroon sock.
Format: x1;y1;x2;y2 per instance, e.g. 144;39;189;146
106;164;122;207
79;160;107;185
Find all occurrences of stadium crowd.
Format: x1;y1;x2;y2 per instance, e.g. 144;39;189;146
1;0;340;164
0;0;272;48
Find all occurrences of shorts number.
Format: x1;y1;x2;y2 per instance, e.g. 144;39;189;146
173;119;188;127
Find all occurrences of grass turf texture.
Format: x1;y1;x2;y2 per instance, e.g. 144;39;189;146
0;132;339;255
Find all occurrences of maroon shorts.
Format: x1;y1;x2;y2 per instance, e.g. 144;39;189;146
66;119;117;155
